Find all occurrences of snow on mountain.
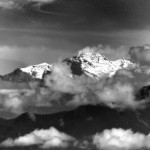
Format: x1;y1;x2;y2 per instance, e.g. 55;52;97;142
0;63;52;82
20;63;52;79
65;47;138;79
20;50;137;80
1;49;138;82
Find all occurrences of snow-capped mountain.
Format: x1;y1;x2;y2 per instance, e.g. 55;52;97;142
20;63;52;79
65;48;138;79
0;63;52;82
0;50;137;82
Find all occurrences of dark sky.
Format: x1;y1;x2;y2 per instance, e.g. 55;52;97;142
0;0;150;74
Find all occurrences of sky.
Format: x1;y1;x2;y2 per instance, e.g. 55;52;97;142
0;0;150;74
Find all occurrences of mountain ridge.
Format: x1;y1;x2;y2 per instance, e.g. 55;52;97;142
0;50;137;82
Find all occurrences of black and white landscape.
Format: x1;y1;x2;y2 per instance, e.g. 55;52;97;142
0;0;150;150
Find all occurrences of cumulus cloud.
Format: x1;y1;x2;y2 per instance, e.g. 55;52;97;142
45;62;86;94
93;128;150;150
0;127;75;148
46;62;139;109
94;82;139;109
67;78;147;110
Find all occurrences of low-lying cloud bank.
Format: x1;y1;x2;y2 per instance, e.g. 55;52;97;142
93;128;150;150
1;127;150;150
0;127;75;148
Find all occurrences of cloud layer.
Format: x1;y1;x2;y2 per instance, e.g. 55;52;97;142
93;128;150;150
45;61;144;109
0;127;75;148
2;126;150;150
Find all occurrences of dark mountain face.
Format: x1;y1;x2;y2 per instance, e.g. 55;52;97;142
64;57;83;76
0;69;38;82
0;105;150;144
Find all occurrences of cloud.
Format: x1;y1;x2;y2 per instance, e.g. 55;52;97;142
0;88;36;114
0;0;56;9
93;128;150;150
0;127;75;148
129;44;150;66
45;61;141;109
67;78;147;110
0;79;56;114
44;62;86;94
0;1;15;9
0;85;64;115
94;82;139;109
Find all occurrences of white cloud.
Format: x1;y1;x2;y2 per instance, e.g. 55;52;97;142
0;127;75;148
67;79;147;110
95;82;140;109
45;62;86;94
3;97;23;114
129;45;150;66
93;128;150;150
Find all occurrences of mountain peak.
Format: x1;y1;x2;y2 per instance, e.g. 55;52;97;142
66;48;137;79
20;63;52;79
